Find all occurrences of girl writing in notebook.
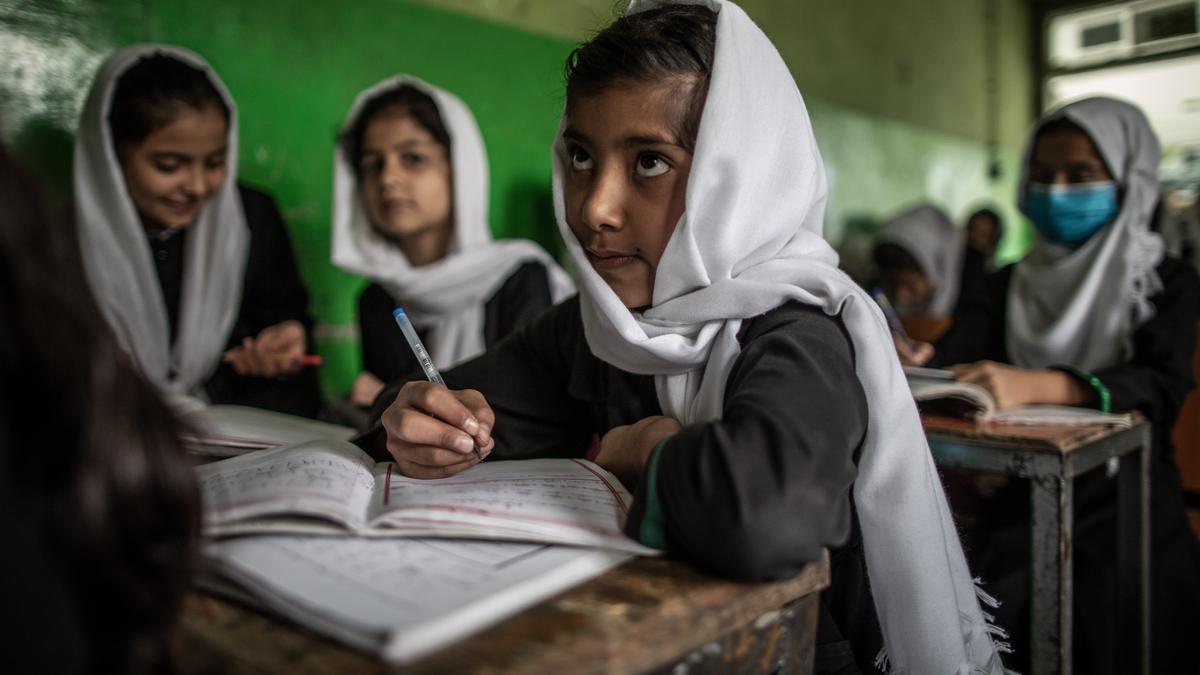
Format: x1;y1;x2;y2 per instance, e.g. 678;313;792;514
75;45;320;417
331;77;573;408
366;2;1006;672
918;98;1200;673
1;144;199;672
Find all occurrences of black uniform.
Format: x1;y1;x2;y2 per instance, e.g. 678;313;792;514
357;261;553;384
146;183;321;417
931;257;1200;675
362;296;885;674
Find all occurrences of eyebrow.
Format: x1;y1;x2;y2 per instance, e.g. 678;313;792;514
562;126;685;150
361;139;438;155
149;147;227;160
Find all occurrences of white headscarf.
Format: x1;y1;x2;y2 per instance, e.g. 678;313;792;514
553;2;1007;672
876;203;965;317
1008;97;1164;372
75;44;248;398
331;75;573;369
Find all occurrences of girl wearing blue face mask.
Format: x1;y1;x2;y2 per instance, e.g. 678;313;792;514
919;97;1200;674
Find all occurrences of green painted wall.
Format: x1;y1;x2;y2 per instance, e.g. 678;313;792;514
1;0;1037;398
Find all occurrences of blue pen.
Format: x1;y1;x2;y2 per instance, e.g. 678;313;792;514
393;307;481;460
870;287;915;351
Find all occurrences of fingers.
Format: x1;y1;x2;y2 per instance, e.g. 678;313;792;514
455;388;495;450
894;335;935;366
395;453;480;479
381;382;496;469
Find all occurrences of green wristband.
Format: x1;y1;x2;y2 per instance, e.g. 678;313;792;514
638;441;668;550
1059;366;1111;413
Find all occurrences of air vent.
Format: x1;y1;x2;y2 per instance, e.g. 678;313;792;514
1135;2;1198;43
1049;0;1200;71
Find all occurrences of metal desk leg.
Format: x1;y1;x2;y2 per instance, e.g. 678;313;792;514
1117;435;1150;675
1031;473;1073;675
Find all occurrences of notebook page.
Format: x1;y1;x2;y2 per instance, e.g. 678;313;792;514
184;404;356;453
368;458;652;553
197;440;377;532
207;536;629;664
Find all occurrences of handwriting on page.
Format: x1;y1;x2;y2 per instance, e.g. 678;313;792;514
382;459;626;532
200;446;375;516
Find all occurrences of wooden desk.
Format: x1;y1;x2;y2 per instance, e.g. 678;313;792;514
923;415;1150;675
177;551;830;674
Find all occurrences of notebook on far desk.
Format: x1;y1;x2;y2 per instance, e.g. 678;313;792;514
907;374;1135;428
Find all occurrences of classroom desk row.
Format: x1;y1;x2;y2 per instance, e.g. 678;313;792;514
180;417;1149;675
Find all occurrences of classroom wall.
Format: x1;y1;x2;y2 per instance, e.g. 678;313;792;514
414;0;1038;249
1;0;1037;398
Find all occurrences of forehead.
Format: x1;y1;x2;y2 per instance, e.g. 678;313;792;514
139;105;227;152
362;109;436;148
566;78;697;142
1031;126;1106;166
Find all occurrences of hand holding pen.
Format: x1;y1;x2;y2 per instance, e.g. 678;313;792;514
380;308;494;478
871;288;934;366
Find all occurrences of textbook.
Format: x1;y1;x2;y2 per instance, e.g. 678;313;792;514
196;440;655;555
182;404;357;456
907;373;1135;427
202;536;630;664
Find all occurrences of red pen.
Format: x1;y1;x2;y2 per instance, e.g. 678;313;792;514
293;355;324;367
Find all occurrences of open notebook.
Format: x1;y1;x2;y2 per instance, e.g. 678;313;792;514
906;369;1135;427
182;404;357;456
202;536;630;664
197;440;654;555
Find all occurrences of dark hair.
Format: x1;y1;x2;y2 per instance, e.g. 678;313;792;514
108;53;230;149
873;242;923;275
967;207;1003;233
565;5;717;150
0;145;200;671
341;84;451;175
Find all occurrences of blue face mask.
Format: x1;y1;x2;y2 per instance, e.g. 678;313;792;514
1024;181;1118;247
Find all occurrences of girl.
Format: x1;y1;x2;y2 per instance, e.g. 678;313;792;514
927;97;1200;673
872;203;964;319
367;2;1006;673
75;45;321;417
1;144;198;673
331;77;573;408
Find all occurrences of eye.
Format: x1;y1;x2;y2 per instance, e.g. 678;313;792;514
360;157;383;176
635;153;669;177
153;159;181;173
569;146;593;171
401;152;428;169
205;155;226;171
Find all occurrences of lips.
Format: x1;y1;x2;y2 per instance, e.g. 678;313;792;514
164;199;199;216
585;247;639;270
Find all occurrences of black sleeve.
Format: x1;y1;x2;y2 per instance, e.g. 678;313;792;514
626;304;869;581
1092;258;1199;428
483;261;556;348
357;296;593;461
930;264;1014;367
358;283;420;384
204;184;321;417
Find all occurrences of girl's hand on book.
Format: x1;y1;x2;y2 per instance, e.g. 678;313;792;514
595;416;681;490
950;361;1090;410
381;381;496;479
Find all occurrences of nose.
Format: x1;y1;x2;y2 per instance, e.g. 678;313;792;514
380;155;405;193
186;164;208;199
580;166;625;233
